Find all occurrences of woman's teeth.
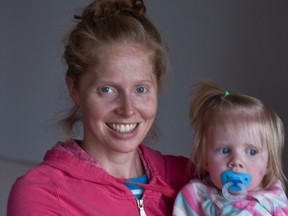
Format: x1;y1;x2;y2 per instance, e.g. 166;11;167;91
108;123;137;133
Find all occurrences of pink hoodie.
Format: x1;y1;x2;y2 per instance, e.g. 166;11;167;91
8;140;193;216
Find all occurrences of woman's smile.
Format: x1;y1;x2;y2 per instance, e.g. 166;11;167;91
106;123;138;133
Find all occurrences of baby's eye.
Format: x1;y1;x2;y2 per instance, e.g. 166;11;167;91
247;148;257;156
219;147;230;154
99;86;113;93
136;86;147;94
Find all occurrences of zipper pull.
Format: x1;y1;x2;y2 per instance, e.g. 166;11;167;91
137;199;147;216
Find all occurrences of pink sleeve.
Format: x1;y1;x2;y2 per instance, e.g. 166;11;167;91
7;170;64;216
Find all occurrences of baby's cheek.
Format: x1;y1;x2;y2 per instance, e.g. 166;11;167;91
254;167;268;185
256;155;269;176
258;168;266;175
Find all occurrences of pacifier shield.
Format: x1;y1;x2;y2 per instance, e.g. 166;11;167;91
221;170;251;191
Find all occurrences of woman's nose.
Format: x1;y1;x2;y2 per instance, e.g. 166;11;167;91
116;94;135;117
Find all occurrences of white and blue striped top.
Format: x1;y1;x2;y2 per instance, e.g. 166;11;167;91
123;175;149;199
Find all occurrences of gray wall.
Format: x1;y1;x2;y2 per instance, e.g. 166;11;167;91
1;0;288;215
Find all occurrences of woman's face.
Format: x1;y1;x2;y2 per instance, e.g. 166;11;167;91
68;44;158;156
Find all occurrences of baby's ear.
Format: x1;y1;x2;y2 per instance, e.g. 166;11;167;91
66;76;81;106
265;167;270;175
205;162;209;172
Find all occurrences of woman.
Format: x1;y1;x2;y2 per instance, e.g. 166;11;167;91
7;0;194;215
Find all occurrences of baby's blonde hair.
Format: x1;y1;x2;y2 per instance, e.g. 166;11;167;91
190;80;286;189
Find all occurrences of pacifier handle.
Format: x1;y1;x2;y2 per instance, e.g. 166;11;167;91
222;182;247;201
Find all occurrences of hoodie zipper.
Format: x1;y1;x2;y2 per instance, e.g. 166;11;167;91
137;199;147;216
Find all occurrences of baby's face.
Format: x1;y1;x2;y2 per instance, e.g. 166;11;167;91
205;122;269;192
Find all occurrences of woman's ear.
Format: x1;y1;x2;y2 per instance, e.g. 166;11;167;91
66;76;80;106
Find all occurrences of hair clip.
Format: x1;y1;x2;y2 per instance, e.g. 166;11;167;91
225;91;230;97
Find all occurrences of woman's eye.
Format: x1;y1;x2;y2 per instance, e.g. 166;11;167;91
219;147;230;154
136;86;147;94
247;148;257;156
99;86;112;93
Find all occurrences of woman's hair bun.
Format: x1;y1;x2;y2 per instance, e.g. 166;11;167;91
78;0;146;22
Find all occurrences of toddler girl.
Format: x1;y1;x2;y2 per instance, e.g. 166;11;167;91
173;80;288;215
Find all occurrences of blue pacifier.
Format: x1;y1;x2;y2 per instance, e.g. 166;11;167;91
221;170;251;201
